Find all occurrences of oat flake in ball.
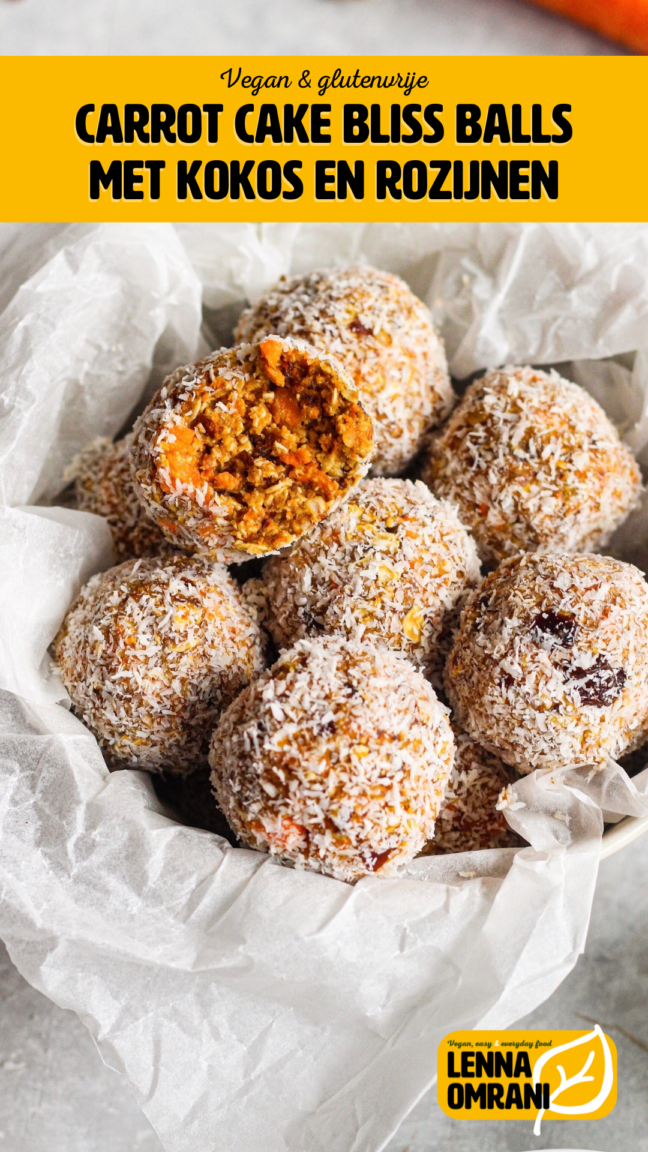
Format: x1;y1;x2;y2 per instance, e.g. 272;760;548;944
235;266;454;476
130;336;374;563
445;552;648;773
209;637;454;882
261;478;481;680
53;555;265;773
72;433;172;559
424;365;641;564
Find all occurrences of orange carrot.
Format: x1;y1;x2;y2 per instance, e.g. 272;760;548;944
526;0;648;51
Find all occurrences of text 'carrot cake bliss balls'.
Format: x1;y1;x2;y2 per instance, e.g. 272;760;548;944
260;477;481;681
424;365;641;564
130;335;374;564
53;554;265;773
210;637;454;882
72;433;173;559
420;729;522;856
235;266;454;476
445;552;648;774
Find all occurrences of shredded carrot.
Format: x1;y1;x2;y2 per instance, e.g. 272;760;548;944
158;425;204;491
211;472;243;492
259;336;286;387
288;463;339;500
271;388;304;430
283;447;313;467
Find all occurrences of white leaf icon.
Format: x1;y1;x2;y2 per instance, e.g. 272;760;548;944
532;1025;614;1136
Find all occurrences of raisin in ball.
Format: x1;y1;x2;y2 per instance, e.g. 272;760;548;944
260;478;480;682
445;552;648;773
210;637;454;882
424;365;641;564
53;555;265;773
130;336;374;563
235;266;454;476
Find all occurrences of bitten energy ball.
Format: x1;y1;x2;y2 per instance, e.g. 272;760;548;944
72;433;172;559
424;365;641;563
261;478;481;680
445;552;648;773
420;730;521;855
235;266;454;476
210;637;454;882
53;555;265;773
131;336;374;564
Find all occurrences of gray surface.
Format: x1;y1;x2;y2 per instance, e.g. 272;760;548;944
0;832;646;1152
0;0;626;56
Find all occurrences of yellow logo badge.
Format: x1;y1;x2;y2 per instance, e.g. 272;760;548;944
437;1028;616;1133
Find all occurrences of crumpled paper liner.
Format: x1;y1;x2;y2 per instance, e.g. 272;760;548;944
0;223;647;1152
0;222;202;506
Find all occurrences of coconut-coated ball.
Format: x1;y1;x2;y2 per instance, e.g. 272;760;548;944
235;265;454;476
53;554;265;773
73;433;172;559
260;478;480;681
424;365;641;564
209;637;454;882
420;729;522;855
445;552;648;773
130;336;374;563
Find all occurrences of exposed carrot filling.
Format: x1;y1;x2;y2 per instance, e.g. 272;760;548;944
158;425;203;491
153;337;374;553
270;387;303;430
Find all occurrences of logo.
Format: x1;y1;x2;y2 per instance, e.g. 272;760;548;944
437;1029;616;1133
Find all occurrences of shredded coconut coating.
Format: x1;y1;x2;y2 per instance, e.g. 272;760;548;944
209;637;454;883
235;266;454;476
445;552;648;773
130;336;374;564
420;729;522;855
71;434;173;559
423;365;641;564
53;555;266;774
260;478;481;681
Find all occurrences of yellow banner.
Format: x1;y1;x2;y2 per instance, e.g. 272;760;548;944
0;56;646;221
437;1029;617;1127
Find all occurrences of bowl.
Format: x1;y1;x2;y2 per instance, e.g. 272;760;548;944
601;815;648;859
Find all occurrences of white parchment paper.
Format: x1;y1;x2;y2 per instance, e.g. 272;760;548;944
0;223;648;1152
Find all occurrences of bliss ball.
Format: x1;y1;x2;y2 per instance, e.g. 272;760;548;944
420;729;522;856
209;637;454;882
235;266;454;476
445;552;648;773
261;478;480;681
423;365;641;564
53;555;265;773
130;336;374;564
72;433;172;559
